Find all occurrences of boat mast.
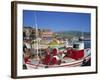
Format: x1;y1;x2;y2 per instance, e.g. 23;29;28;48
82;31;84;40
80;31;84;49
34;11;39;57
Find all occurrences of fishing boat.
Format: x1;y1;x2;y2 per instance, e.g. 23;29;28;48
25;41;91;69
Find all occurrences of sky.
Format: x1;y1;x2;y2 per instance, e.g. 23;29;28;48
23;10;91;32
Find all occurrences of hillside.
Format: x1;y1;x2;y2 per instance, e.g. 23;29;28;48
55;31;90;39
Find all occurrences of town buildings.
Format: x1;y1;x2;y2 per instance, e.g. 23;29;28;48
23;27;53;40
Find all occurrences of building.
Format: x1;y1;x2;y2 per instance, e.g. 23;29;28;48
41;29;53;38
23;27;42;40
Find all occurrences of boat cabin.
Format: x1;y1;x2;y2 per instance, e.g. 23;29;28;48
73;41;84;50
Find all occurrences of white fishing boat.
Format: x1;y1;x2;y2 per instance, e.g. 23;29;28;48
25;41;91;69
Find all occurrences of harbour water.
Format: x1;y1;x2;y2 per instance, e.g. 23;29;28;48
84;40;91;49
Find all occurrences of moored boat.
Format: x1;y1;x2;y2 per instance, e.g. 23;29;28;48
25;41;91;69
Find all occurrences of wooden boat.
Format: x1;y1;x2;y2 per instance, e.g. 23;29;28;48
25;41;91;69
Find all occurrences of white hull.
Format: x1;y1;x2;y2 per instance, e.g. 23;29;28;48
26;55;90;69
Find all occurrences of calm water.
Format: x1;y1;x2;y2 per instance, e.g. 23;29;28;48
84;40;91;49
